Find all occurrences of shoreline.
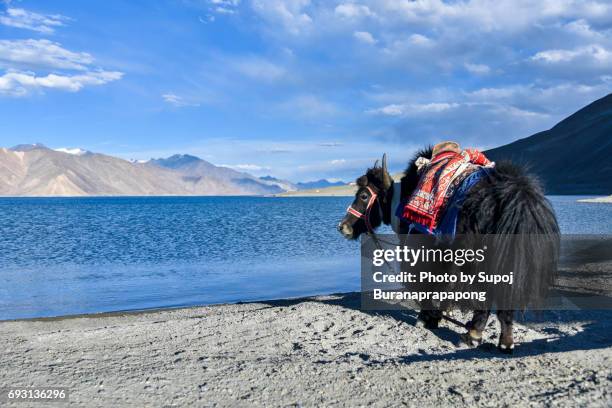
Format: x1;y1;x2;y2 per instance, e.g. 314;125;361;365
1;292;610;406
0;193;607;199
578;195;612;203
0;292;352;323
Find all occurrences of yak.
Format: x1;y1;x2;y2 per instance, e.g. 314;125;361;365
338;148;560;353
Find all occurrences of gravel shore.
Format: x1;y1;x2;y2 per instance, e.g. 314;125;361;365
1;293;611;407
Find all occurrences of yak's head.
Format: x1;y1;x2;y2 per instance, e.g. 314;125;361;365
337;154;393;240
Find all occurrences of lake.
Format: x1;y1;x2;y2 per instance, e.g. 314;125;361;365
1;195;611;320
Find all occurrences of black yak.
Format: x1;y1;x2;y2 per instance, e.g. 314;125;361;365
338;148;560;353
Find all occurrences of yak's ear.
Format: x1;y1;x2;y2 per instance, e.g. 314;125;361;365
382;153;392;189
356;175;368;187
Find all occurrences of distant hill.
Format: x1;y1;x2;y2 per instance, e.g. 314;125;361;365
296;179;347;190
151;154;282;195
486;93;612;195
277;173;402;197
258;175;298;192
0;147;282;196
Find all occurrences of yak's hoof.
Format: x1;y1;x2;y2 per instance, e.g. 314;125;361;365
460;331;483;348
498;343;515;354
424;319;439;330
416;312;440;330
415;318;439;330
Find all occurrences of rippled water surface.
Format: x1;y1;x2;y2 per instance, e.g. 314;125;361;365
0;195;610;319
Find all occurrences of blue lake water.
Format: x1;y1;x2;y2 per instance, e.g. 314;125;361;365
1;195;611;320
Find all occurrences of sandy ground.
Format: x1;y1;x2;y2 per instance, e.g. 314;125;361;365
1;293;611;407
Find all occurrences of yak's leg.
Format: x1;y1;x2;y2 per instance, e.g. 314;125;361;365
417;300;442;329
497;310;515;354
460;310;490;347
417;310;442;329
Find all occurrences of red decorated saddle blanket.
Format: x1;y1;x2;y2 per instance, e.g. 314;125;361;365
402;149;492;233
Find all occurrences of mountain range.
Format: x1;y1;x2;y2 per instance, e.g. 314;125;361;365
0;146;286;196
1;93;609;196
0;145;348;196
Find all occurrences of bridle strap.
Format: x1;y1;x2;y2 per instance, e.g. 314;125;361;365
345;186;379;232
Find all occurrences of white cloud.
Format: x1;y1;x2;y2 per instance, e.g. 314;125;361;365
0;70;123;96
367;102;459;116
0;39;93;71
251;0;312;35
294;156;380;179
562;19;602;39
162;93;182;105
215;7;235;14
353;31;376;44
531;44;612;64
199;15;215;23
208;0;240;14
489;104;548;119
223;163;270;171
464;62;491;75
465;82;611;113
232;56;286;81
367;103;404;116
162;93;200;107
375;0;612;33
0;7;67;33
0;7;123;98
467;86;523;100
210;0;240;5
335;3;374;19
54;147;88;156
408;34;432;46
364;80;612;148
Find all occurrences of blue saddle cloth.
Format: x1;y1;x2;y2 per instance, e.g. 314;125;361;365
396;167;490;237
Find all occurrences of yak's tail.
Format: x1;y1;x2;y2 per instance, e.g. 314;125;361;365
460;161;560;309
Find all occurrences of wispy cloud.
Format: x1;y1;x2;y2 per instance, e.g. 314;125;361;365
162;93;200;107
280;94;339;118
231;56;286;81
0;39;93;70
251;0;312;35
367;102;460;117
0;70;123;97
531;44;612;64
0;7;123;98
222;163;271;172
464;62;491;75
0;7;67;33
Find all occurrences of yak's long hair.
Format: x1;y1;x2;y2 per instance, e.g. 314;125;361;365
400;147;560;310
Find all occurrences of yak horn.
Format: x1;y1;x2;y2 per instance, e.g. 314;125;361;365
382;153;392;189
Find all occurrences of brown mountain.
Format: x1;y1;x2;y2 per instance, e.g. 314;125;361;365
0;145;282;196
486;93;612;195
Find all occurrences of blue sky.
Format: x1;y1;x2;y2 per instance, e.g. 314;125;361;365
0;0;611;181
